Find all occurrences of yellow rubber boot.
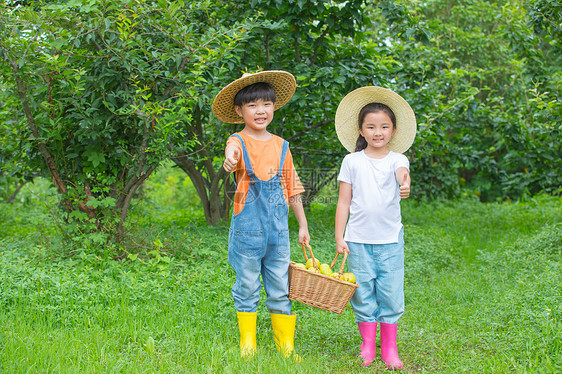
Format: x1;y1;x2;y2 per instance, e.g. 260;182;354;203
270;313;301;360
236;311;257;358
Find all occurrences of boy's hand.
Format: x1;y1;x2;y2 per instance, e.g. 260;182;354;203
223;146;240;172
298;226;310;247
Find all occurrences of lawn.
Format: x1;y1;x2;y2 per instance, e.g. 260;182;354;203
0;172;560;373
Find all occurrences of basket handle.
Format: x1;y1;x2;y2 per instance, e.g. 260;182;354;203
301;243;309;262
301;243;318;270
330;252;348;276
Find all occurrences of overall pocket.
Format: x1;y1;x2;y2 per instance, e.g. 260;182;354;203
234;230;265;258
274;203;288;220
276;230;290;257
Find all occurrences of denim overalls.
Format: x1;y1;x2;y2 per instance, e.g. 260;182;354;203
228;134;292;315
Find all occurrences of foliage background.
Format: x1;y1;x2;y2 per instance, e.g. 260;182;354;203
1;2;560;372
0;0;560;238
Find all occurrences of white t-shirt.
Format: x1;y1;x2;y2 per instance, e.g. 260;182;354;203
337;150;409;244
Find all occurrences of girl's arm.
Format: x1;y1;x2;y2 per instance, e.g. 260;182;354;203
335;181;352;254
396;167;410;199
289;194;310;246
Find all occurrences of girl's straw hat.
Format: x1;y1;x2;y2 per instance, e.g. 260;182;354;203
212;70;297;124
335;86;417;153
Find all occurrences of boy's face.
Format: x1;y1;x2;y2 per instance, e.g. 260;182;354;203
234;99;275;133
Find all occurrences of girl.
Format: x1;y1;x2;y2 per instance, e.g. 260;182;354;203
334;86;417;370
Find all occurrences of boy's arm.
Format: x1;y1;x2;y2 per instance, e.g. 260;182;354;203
289;194;310;246
335;181;352;254
396;167;410;199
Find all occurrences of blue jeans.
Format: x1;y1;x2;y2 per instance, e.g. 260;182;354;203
347;228;405;324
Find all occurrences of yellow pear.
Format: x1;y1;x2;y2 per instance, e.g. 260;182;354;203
319;264;332;276
342;273;356;283
305;258;320;269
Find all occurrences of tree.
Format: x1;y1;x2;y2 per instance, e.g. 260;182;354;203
371;0;561;200
0;77;35;202
0;0;253;241
170;0;393;225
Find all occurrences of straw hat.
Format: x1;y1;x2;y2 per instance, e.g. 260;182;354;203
212;70;297;124
335;86;417;153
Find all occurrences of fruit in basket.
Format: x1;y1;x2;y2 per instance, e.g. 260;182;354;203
330;272;341;279
319;264;332;276
307;266;319;273
293;263;306;269
341;273;356;283
305;258;320;269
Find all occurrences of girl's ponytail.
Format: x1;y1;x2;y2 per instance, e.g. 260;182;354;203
355;136;368;152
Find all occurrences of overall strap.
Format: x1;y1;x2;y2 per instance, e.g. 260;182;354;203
230;134;255;177
278;140;289;177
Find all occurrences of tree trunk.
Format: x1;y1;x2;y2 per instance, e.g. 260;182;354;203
6;181;26;203
170;104;233;225
171;153;233;225
9;54;106;223
10;59;71;210
116;168;155;239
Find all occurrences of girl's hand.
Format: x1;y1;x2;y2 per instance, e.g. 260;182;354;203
336;238;350;255
223;146;240;172
399;183;410;199
397;168;410;199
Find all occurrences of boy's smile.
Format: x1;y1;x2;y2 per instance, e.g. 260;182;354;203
235;99;275;136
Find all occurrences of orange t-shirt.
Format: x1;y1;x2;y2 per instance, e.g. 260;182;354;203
227;132;305;215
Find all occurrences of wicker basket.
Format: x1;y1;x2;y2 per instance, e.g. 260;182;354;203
288;244;358;314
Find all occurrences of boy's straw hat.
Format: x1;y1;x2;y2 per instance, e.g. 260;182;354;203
212;70;297;124
335;86;417;153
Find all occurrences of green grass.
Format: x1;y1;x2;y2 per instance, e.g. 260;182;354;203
0;173;560;373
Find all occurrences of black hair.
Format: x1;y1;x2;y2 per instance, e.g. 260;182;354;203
355;103;397;152
234;82;276;107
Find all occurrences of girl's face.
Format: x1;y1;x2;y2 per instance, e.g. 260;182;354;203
359;111;396;151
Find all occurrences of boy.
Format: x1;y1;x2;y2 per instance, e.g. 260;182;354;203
212;70;310;359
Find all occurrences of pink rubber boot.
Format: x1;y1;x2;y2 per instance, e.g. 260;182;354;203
380;322;403;370
357;322;377;366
